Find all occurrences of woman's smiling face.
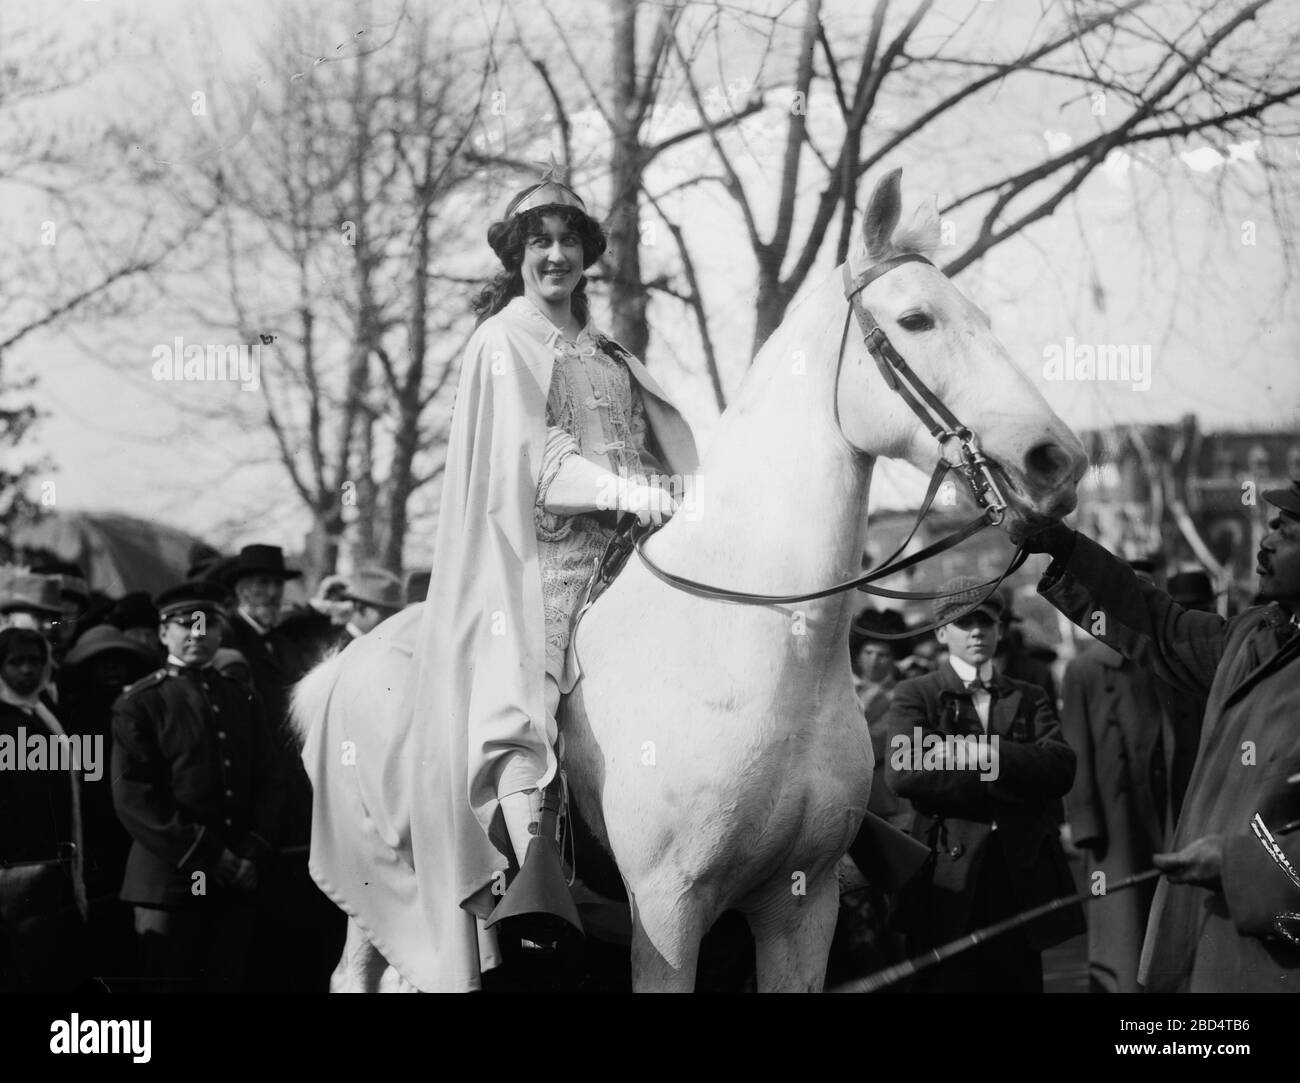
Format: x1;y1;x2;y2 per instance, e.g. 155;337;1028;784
520;214;583;311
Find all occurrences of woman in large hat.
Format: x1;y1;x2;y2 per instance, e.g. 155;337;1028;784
309;170;699;991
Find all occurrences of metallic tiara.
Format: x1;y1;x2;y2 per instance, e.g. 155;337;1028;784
508;180;587;217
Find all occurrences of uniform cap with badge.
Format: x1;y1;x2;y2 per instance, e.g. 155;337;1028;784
154;580;229;619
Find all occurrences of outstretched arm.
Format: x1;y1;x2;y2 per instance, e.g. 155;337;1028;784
1031;526;1225;698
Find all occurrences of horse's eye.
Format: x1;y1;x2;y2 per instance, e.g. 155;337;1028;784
897;313;934;333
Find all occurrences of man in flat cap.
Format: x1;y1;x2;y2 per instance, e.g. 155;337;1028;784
883;577;1082;992
1027;479;1300;992
110;581;280;992
338;567;403;647
1059;558;1202;993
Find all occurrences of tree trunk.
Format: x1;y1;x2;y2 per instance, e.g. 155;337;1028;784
607;0;648;358
382;143;435;576
751;267;787;357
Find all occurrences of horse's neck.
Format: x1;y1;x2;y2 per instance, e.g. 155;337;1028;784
655;293;874;613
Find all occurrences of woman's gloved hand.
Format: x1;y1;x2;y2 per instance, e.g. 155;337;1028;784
617;477;679;528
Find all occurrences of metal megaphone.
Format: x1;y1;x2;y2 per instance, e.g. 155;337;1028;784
485;783;584;951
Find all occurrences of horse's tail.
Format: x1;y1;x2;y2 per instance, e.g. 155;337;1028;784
290;646;346;748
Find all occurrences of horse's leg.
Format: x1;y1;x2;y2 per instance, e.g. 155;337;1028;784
627;891;707;993
330;918;411;993
745;871;841;993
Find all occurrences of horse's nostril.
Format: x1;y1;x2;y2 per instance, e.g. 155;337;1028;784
1025;442;1075;490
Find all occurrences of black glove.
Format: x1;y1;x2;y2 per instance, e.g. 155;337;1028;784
1020;521;1077;559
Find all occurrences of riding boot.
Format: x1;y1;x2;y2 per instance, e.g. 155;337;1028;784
488;779;584;954
499;788;544;869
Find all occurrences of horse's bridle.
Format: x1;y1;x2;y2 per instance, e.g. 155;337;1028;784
629;252;1030;636
838;253;1006;525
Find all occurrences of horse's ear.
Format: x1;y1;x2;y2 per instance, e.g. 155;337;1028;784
861;168;904;262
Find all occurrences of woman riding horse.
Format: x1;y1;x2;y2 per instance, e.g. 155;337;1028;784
300;167;1088;992
392;174;697;987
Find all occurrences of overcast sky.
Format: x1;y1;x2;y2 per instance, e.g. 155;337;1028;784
8;0;1299;563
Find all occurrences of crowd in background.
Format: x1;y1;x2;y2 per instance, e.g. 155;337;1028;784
839;564;1220;991
0;533;1277;993
0;543;427;992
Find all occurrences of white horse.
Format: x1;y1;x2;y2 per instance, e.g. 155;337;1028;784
293;168;1087;992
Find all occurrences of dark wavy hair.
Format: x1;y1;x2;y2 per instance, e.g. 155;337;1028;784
471;205;607;326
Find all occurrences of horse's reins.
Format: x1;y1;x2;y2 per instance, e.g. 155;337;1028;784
632;252;1028;634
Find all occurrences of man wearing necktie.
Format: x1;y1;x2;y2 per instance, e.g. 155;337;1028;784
1027;479;1300;993
884;577;1082;992
110;581;281;992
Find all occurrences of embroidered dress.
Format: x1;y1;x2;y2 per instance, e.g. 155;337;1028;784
520;297;661;679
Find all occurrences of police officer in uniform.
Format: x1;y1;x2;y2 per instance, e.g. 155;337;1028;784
110;581;281;992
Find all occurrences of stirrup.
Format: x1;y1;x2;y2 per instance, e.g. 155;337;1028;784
486;779;585;951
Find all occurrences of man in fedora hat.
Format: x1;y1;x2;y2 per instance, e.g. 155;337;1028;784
849;608;909;820
219;543;333;726
30;561;90;657
307;573;352;632
1167;568;1218;613
110;580;281;991
0;573;64;640
1027;479;1300;992
219;546;311;799
219;544;346;992
339;567;403;646
883;577;1082;992
1059;557;1203;992
222;544;301;636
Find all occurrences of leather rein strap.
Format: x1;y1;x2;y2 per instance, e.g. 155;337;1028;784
631;252;1030;633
